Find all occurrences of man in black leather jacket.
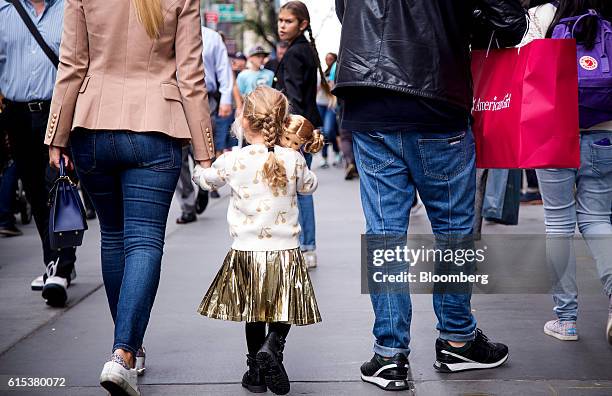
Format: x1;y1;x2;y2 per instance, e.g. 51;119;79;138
334;0;527;390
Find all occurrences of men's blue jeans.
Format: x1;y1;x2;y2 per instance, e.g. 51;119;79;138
536;131;612;322
70;130;182;355
298;152;316;251
353;129;477;357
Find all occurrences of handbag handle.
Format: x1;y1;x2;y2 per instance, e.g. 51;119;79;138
47;158;77;207
59;156;66;177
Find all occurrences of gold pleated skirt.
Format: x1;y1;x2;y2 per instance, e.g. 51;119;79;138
197;249;322;325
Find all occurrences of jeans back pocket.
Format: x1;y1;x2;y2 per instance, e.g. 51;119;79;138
418;132;473;180
129;132;181;171
591;141;612;177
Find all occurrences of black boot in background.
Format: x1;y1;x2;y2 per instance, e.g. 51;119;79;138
256;332;289;395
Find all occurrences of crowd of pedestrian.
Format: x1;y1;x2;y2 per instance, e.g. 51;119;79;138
1;0;611;395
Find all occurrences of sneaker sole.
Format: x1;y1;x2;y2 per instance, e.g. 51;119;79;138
256;351;290;395
361;374;414;392
544;327;578;341
433;353;509;373
100;376;139;396
42;284;67;307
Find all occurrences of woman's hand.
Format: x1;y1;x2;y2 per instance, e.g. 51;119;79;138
48;145;74;171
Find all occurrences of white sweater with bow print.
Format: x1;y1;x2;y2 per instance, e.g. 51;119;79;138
193;144;318;251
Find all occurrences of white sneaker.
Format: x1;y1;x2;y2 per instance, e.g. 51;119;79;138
100;355;140;396
41;259;68;307
31;265;76;291
135;347;146;376
303;251;317;269
31;275;45;291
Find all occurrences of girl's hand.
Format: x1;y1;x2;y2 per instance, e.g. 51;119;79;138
48;146;74;171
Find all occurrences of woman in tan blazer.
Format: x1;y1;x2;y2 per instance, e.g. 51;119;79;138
45;1;213;395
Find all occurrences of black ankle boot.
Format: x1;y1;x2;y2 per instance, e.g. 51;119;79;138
256;332;290;395
241;354;267;393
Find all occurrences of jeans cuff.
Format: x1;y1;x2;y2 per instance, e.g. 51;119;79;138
301;244;316;252
113;342;138;356
438;330;476;343
556;313;578;322
373;342;410;358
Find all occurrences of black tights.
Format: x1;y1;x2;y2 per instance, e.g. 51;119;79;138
245;322;291;356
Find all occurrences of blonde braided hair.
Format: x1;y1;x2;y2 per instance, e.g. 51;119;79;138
243;86;289;195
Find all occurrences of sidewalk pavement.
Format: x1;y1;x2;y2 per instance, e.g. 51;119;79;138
0;162;611;395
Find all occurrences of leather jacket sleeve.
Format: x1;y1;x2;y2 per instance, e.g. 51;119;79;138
472;0;527;49
336;0;345;23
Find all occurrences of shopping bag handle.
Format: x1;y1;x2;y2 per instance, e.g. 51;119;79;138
484;14;530;58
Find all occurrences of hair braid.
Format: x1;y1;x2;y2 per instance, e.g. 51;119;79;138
306;26;331;95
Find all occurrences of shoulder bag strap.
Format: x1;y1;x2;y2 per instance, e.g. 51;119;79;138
8;0;59;68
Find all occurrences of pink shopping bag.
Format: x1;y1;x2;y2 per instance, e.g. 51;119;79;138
471;39;580;169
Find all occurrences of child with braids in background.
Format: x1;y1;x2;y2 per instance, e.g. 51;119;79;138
193;86;324;395
274;0;329;268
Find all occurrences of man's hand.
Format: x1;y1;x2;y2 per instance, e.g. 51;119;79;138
218;103;232;118
49;145;74;171
197;159;213;168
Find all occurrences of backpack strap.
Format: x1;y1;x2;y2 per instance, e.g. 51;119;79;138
7;0;59;68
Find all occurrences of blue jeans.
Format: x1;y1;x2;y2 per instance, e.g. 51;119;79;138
482;169;510;220
298;152;316;251
536;131;612;322
214;110;238;152
317;105;339;159
0;161;17;227
353;129;477;357
70;130;182;355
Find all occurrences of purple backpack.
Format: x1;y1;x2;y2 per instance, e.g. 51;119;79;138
552;10;612;129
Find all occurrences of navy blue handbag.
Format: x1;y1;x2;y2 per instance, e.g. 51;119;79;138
48;157;88;250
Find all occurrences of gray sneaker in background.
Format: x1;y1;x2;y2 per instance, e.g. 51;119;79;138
544;319;578;341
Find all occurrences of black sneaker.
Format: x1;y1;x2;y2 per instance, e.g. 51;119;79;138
434;329;509;373
256;332;289;395
242;355;267;393
360;353;412;391
195;188;209;214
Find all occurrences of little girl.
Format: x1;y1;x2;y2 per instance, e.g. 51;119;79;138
193;86;323;395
